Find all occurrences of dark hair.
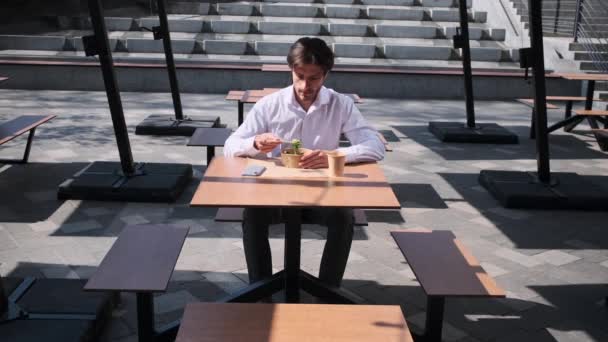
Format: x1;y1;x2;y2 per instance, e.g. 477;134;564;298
287;37;334;74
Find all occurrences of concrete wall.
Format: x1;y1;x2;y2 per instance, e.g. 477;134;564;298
0;63;580;100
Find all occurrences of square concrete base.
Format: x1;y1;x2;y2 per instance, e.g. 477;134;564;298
479;170;608;210
135;114;220;136
1;278;114;342
429;121;519;144
58;161;192;202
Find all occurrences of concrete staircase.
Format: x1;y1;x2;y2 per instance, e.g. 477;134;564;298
0;0;519;69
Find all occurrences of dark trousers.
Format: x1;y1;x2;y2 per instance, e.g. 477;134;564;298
242;207;354;287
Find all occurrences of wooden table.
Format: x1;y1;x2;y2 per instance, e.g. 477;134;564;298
175;303;413;342
226;88;362;126
190;156;400;303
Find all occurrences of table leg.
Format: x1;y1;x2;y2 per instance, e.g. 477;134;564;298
284;208;302;303
136;292;155;342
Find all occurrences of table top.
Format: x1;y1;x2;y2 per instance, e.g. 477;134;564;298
84;225;189;293
187;127;233;147
190;156;400;209
175;303;413;342
558;73;608;81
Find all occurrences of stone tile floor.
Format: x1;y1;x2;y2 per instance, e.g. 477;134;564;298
0;89;607;341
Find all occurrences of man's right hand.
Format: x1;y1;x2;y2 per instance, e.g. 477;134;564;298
254;133;282;153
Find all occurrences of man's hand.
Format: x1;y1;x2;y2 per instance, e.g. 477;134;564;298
254;133;282;153
299;149;328;169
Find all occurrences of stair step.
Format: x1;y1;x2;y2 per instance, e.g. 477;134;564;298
0;49;521;70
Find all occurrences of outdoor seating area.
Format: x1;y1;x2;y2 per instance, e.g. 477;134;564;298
1;0;608;341
1;89;607;342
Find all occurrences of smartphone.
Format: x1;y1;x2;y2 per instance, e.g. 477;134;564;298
241;165;266;176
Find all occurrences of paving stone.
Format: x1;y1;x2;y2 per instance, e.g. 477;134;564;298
153;290;198;315
495;248;544;268
533;250;581;266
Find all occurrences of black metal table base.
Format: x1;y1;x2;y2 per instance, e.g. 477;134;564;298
218;208;358;304
479;170;608;210
135;115;220;136
428;122;519;144
57;161;192;202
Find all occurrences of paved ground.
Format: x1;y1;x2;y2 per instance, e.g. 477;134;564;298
1;89;607;342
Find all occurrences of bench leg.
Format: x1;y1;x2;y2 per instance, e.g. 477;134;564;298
206;146;215;165
563;101;574;132
238;101;244;126
136;292;155;342
0;128;37;164
423;296;445;342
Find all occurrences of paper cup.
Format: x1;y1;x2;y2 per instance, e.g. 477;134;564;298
327;151;346;177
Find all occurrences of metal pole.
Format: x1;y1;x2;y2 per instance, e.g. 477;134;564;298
458;0;476;128
573;0;583;42
528;0;551;183
88;0;135;175
0;275;7;317
157;0;184;121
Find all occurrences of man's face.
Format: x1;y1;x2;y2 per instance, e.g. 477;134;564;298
291;63;327;107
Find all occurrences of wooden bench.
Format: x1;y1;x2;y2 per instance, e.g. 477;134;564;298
215;207;369;226
187;127;233;165
226;88;362;126
391;229;505;342
176;303;413;341
0;115;55;163
85;225;189;342
518;97;607;138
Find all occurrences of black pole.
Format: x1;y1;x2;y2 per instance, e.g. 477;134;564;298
157;0;184;121
458;0;476;128
88;0;135;175
0;275;7;317
528;0;551;183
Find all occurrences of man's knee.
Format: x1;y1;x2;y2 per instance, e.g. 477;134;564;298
325;208;354;228
243;207;276;227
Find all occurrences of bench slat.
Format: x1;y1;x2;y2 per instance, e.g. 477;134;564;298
545;96;603;102
84;225;189;293
574;109;608;116
515;99;560;109
0;115;55;145
391;230;505;297
187;127;232;147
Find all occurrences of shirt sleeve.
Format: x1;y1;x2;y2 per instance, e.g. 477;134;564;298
336;99;385;164
223;102;267;157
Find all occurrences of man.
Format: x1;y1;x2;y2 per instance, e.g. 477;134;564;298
224;37;385;288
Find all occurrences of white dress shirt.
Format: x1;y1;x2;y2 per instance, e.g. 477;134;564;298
224;85;385;164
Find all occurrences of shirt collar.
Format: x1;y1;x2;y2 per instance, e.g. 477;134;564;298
287;85;331;112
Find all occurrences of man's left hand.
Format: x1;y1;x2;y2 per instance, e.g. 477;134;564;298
299;149;328;169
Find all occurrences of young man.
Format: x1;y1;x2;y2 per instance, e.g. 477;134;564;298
224;37;385;287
